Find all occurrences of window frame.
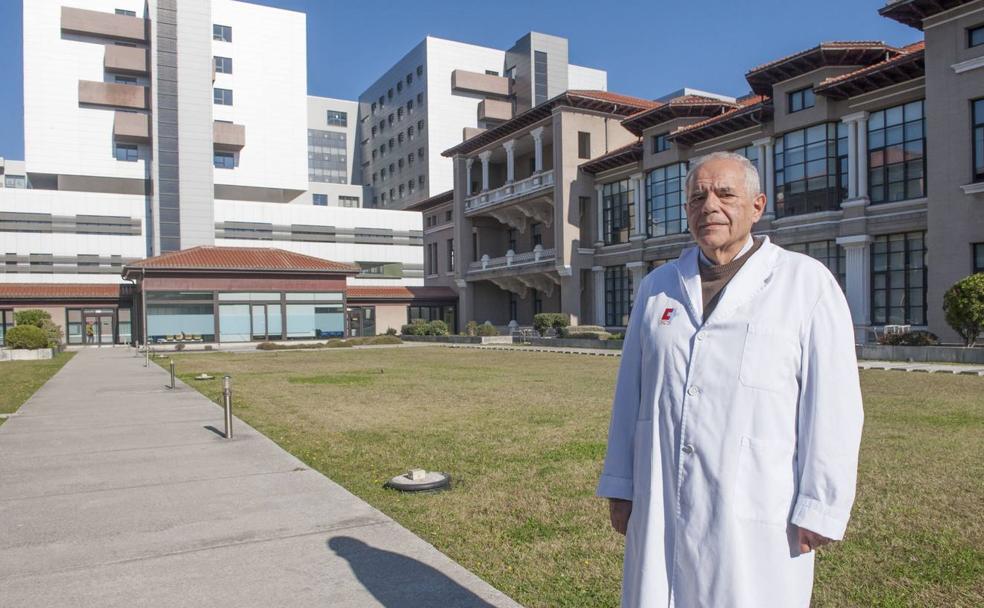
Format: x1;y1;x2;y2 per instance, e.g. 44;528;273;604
871;231;927;326
312;194;328;206
973;98;984;182
774;122;847;217
326;110;347;127
577;131;591;159
602;178;635;245
114;143;138;162
212;24;232;42
973;242;984;274
213;88;233;106
651;132;670;154
868;100;926;203
214;56;232;74
645;162;688;237
213;151;235;169
969;24;984;48
788;87;816;113
604;265;633;327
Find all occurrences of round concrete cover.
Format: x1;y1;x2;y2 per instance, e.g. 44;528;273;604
384;471;451;492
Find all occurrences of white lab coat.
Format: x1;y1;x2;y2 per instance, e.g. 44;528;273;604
597;236;863;608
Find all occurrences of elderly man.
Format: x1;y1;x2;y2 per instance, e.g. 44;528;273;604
597;151;863;607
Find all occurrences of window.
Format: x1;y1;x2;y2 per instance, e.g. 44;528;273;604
869;100;925;203
388;113;394;126
371;102;377;114
417;119;425;132
213;24;232;42
398;133;404;145
378;95;384;107
447;239;455;271
408;153;415;166
115;75;137;84
652;133;670;154
313;194;328;206
974;99;984;181
408;179;415;193
603;179;635;245
426;243;438;275
774;123;847;217
646;163;687;236
115;8;136;16
372;172;377;184
399;184;405;198
397;107;404;121
326;110;347;127
485;70;500;76
788;87;815;113
372;150;377;161
418;147;425;159
974;243;984;274
531;222;543;248
534;50;548;105
605;265;633;326
308;129;347;183
4;175;27;188
213;88;233;105
388;88;393;100
734;143;759;166
389;163;395;174
578;131;591;159
417;92;424;105
507;228;517;252
445;209;453;222
213;151;234;169
419;175;425;186
214;56;232;74
969;24;984;47
380;168;386;179
371;126;377;138
115;143;138;162
398;159;404;171
533;291;543;315
407;99;414;113
785;240;846;290
509;293;518;323
872;232;926;325
417;65;423;77
407;73;413;85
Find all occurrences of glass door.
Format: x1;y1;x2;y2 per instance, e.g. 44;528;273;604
251;305;267;341
98;316;114;344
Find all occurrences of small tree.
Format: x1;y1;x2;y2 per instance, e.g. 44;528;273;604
943;274;984;347
5;325;49;349
14;309;51;327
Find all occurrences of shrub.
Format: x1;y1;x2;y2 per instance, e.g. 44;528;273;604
533;313;570;335
256;341;279;350
566;326;612;340
5;325;49;349
40;319;63;347
14;309;51;327
877;331;939;346
426;319;449;336
400;319;430;336
943;274;984;347
465;320;479;337
476;322;499;336
609;332;625;341
174;343;186;351
385;327;398;336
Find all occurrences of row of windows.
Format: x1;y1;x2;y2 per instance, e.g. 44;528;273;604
311;194;359;207
371;66;424;116
308;130;348;184
371;122;423;161
424;240;454;275
371;102;424;142
424;209;453;228
375;175;426;206
372;148;426;184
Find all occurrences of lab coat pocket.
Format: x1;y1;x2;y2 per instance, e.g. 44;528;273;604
738;324;800;394
734;436;796;526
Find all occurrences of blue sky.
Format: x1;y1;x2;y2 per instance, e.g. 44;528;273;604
0;0;921;160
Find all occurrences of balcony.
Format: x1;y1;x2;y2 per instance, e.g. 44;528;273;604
113;111;150;143
104;45;148;75
61;6;147;43
465;169;554;214
451;69;511;97
78;81;147;110
479;99;512;122
468;246;556;273
213;121;246;151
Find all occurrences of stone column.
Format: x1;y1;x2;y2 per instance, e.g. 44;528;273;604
842;117;858;200
479;150;491;192
837;235;874;344
631;172;646;239
465;158;474;196
627;261;646;300
503;140;516;183
592;266;606;326
595;184;605;247
754;137;775;218
856;113;869;201
531;126;544;173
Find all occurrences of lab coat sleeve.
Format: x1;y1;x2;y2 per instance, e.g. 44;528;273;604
791;281;864;540
596;275;648;501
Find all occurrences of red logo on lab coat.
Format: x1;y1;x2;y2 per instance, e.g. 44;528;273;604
659;308;675;325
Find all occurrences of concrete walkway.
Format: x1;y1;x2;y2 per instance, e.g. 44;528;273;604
0;349;522;608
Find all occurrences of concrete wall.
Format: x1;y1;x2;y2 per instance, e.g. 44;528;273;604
374;304;407;334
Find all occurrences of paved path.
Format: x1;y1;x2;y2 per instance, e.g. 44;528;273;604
0;348;522;608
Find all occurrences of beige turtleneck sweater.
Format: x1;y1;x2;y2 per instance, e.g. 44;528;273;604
698;237;765;323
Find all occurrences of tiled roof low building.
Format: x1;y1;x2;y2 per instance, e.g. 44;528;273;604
124;246;360;274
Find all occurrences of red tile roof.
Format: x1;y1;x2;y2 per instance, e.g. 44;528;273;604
814;41;925;98
580;140;643;175
564;90;661;110
125;246;360;273
621;94;738;136
670;95;772;143
745;41;901;95
0;283;122;299
346;286;458;301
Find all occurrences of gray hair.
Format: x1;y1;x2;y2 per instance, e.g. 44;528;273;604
684;151;762;200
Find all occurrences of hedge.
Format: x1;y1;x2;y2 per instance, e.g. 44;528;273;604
5;325;49;349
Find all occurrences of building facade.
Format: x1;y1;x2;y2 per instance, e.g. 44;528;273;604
358;33;607;210
431;0;984;343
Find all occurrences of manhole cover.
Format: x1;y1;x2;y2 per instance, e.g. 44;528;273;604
384;469;451;492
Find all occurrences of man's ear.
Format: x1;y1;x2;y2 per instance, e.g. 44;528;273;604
752;192;767;220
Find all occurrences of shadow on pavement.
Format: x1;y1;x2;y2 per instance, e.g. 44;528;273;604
328;536;498;608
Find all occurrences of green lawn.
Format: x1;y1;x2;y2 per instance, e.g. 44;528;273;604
166;347;983;608
0;352;75;424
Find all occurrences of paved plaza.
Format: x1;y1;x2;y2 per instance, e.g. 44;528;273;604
0;348;522;608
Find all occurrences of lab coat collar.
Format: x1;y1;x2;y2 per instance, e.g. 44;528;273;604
675;235;780;327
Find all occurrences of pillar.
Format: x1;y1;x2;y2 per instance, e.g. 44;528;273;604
465;158;474;196
837;235;874;344
594;184;605;247
856;113;869;201
753;137;775;218
503;140;516;183
631;172;646;239
479;150;491;192
592;266;606;326
627;261;646;300
531;126;544;173
843;117;858;200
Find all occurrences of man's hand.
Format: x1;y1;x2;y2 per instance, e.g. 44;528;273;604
609;498;632;535
797;526;833;553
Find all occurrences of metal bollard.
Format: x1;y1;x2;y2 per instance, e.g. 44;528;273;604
145;345;149;367
169;359;176;390
222;375;233;439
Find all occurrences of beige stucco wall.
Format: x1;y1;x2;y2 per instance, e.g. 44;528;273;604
375;304;408;335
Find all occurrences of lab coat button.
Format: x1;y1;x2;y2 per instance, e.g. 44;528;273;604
696;332;706;341
682;444;694;455
687;386;700;396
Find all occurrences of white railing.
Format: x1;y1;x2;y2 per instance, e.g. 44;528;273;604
464;169;554;213
467;245;555;272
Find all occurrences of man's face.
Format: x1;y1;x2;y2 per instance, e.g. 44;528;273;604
685;158;766;255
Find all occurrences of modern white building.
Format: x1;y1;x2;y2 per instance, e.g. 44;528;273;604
359;32;607;210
